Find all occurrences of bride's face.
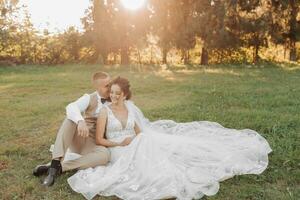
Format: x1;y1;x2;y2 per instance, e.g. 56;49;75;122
110;84;125;104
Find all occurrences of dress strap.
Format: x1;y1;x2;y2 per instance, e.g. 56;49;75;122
103;104;113;117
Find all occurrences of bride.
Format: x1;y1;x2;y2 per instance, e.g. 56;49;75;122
67;76;272;200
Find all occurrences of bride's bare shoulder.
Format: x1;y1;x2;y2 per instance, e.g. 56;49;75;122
99;106;109;117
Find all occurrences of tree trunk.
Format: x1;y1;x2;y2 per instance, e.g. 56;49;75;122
101;52;108;65
253;45;260;64
150;46;153;64
121;46;129;65
290;41;297;61
289;0;297;61
92;48;100;63
113;53;117;64
284;43;287;60
162;48;168;64
137;49;141;65
181;49;184;63
182;50;189;65
74;50;79;61
200;47;208;65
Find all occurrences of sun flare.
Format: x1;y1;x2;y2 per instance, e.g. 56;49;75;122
120;0;146;10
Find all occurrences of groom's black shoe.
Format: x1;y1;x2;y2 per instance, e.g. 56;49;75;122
33;163;50;177
41;159;62;187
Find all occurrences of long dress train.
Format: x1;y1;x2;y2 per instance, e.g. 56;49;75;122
67;101;272;200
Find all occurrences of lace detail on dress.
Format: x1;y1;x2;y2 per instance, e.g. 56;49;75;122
67;102;272;200
105;102;135;140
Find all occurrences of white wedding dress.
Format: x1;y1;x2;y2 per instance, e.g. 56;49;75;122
67;101;272;200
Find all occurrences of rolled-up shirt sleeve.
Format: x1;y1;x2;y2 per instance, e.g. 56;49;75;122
66;94;90;124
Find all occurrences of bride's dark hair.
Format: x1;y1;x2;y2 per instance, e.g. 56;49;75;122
110;76;132;100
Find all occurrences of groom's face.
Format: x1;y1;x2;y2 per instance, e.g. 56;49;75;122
94;77;111;99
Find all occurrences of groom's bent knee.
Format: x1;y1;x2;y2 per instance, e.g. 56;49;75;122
79;147;110;169
60;118;77;130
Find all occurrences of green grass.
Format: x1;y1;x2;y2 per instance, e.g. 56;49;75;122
0;64;299;200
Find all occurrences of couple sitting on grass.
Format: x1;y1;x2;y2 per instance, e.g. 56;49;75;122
33;71;272;200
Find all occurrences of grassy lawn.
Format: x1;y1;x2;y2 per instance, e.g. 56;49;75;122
0;64;299;200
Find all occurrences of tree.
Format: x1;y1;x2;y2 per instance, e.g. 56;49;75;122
92;0;112;64
173;0;197;64
150;0;176;64
0;0;20;62
194;0;240;65
62;26;83;62
269;0;300;61
82;0;150;65
16;11;37;64
112;0;150;65
224;0;271;64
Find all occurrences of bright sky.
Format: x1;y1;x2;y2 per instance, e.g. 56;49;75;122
20;0;147;33
20;0;91;32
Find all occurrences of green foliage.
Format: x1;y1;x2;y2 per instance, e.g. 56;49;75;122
0;0;299;65
269;0;300;61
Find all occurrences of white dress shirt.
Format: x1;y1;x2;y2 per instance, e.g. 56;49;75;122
66;92;104;124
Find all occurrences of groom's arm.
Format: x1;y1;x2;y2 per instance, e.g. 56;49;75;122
66;94;90;124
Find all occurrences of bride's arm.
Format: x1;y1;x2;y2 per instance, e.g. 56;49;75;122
96;108;120;147
134;122;141;135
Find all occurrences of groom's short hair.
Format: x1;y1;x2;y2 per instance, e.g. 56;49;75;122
92;71;109;81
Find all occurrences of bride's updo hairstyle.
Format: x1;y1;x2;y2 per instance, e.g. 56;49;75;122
110;76;132;100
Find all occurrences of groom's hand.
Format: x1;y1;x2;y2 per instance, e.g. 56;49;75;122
77;120;89;137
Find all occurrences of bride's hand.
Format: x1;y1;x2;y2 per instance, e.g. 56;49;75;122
119;137;133;146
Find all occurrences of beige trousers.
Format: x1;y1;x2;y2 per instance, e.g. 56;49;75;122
52;118;110;172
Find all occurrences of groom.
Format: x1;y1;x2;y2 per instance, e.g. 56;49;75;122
33;71;111;186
